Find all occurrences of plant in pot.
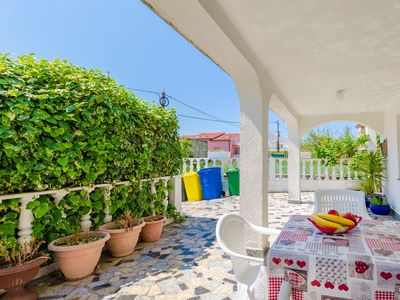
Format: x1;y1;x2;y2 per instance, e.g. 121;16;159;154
140;181;166;243
99;211;144;257
48;230;110;281
0;240;49;300
351;150;387;212
370;194;391;215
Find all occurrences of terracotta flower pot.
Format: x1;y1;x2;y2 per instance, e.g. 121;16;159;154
141;216;165;242
99;221;145;257
48;231;109;281
0;255;48;300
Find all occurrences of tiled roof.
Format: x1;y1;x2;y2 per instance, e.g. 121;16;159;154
212;133;240;141
181;132;225;140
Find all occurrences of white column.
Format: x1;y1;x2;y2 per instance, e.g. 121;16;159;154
288;121;301;202
18;195;35;249
383;107;400;214
169;175;182;212
237;81;269;250
366;127;377;152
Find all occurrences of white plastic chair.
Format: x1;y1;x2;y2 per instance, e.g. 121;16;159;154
216;213;291;300
314;189;371;219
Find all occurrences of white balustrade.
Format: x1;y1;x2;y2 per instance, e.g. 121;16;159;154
0;175;181;249
182;157;364;183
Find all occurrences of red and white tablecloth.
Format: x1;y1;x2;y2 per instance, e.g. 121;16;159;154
262;215;400;300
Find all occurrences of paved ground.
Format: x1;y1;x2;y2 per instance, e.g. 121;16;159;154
29;193;389;299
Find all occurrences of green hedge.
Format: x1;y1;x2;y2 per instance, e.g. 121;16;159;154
0;54;182;192
0;54;183;253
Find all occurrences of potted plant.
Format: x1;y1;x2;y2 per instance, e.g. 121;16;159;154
99;211;144;257
48;231;109;281
351;150;386;210
0;240;49;300
370;194;391;215
141;215;165;242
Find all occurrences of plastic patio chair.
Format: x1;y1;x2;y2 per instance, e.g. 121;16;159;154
314;189;371;219
216;213;291;300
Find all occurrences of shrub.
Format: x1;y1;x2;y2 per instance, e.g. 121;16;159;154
0;54;182;193
0;54;183;253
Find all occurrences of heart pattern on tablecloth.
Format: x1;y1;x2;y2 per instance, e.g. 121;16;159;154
284;258;293;266
324;282;335;289
311;279;321;287
396;274;400;280
355;261;369;274
296;260;306;268
338;283;349;291
381;272;392;280
272;257;281;265
287;270;306;287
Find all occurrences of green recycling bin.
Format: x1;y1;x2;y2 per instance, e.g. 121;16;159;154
226;168;240;196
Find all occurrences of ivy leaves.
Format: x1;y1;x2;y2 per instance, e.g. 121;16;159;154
0;54;182;193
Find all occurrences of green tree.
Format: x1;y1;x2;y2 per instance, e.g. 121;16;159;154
301;127;370;165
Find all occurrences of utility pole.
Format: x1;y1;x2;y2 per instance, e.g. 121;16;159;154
276;120;280;152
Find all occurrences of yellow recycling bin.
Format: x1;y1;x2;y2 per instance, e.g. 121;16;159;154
182;172;203;201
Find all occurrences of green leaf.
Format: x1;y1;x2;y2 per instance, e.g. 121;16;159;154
32;203;50;219
7;89;18;97
0;222;16;236
32;109;51;120
66;105;75;113
57;157;69;167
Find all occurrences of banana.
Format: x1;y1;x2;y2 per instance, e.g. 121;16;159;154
317;213;355;227
310;214;343;229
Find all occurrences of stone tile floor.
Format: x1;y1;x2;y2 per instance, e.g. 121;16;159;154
29;192;392;300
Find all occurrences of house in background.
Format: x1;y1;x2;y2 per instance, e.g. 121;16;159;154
181;132;240;157
182;131;289;158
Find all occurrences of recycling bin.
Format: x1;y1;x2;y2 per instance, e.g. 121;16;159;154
226;168;240;196
182;172;203;201
197;167;222;200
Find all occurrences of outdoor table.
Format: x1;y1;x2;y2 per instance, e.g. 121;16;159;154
264;214;400;300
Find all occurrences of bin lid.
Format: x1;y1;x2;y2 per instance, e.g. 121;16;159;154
183;172;199;177
197;167;221;174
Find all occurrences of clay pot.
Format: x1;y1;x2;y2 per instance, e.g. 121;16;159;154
0;255;48;300
141;216;165;242
48;231;109;281
99;221;145;257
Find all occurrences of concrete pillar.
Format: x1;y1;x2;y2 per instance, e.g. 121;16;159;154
168;175;182;212
288;121;301;202
236;80;270;251
383;108;400;215
366;127;377;152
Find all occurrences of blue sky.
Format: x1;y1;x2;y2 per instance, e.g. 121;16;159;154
0;0;356;136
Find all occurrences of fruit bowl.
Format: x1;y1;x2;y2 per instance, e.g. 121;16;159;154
307;214;362;234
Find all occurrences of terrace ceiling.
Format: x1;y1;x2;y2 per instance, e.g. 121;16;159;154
143;0;400;117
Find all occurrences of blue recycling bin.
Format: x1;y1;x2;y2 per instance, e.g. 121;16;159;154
197;167;223;200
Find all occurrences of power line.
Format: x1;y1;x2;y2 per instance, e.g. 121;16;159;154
178;114;239;125
165;93;227;122
127;87;239;125
127;87;160;95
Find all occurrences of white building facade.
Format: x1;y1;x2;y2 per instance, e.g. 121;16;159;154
142;0;400;250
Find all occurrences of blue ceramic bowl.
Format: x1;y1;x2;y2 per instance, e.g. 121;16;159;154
370;203;391;215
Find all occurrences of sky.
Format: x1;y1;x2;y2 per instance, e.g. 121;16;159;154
0;0;356;136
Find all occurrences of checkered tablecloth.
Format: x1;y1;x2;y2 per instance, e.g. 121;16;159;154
262;215;400;300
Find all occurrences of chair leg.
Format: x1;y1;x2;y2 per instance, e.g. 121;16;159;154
236;282;252;300
277;280;292;300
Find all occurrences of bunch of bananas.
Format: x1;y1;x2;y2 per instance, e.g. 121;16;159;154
309;211;358;233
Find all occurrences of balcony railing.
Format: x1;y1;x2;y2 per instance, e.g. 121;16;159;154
182;158;361;181
0;176;182;247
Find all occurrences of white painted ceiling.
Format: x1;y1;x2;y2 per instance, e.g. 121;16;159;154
217;0;400;115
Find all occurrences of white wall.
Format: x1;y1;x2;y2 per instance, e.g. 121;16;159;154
383;106;400;215
208;151;231;158
268;179;361;193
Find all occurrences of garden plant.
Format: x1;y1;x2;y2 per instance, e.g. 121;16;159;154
0;54;184;259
